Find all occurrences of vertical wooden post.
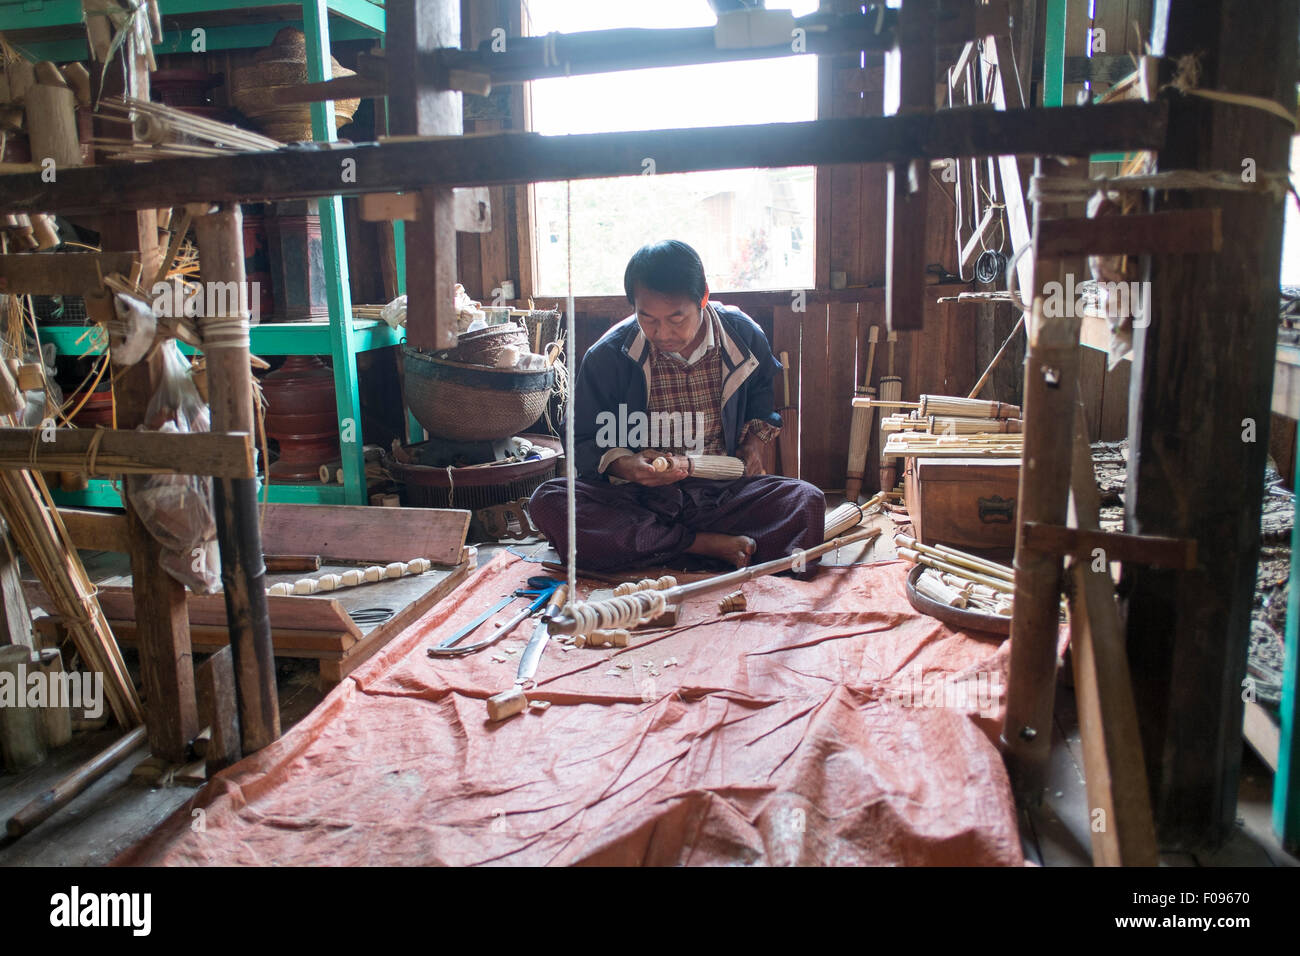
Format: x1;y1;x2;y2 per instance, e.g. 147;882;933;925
1000;157;1085;792
1122;0;1298;848
883;0;935;333
192;204;280;753
388;0;462;351
1067;394;1158;866
93;37;197;763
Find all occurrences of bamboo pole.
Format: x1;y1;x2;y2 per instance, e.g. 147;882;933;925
192;204;280;753
548;526;883;636
894;533;1014;580
896;547;1015;593
5;726;147;838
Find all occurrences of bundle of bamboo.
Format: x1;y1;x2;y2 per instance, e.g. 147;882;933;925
895;534;1015;616
93;97;282;161
882;432;1024;458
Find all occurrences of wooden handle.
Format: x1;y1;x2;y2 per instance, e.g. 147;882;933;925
887;330;897;376
780;351;791;407
865;326;879;386
548;583;568;613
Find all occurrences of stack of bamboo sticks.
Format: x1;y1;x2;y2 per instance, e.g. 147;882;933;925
895;534;1014;617
883;432;1025;458
93;97;282;161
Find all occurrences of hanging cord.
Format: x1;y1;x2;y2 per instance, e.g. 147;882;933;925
563;179;577;608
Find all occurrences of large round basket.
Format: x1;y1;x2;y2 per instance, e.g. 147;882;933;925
403;346;555;441
904;563;1010;637
384;433;562;511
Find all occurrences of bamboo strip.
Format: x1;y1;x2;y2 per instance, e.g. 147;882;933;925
894;533;1014;581
896;546;1015;593
0;468;142;726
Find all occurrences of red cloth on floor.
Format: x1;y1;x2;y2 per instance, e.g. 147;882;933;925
116;553;1025;866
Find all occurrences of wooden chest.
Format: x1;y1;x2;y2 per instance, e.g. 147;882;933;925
903;457;1020;552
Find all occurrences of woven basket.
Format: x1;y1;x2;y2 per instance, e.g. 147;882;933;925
385;433;562;511
403;346;555;441
445;323;529;366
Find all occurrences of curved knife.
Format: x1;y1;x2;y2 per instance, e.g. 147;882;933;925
515;583;568;686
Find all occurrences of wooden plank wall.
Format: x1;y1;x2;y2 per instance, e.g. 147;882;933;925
774;299;977;491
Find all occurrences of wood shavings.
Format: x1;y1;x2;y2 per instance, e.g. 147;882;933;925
663;657;679;667
615;660;632;670
529;699;551;712
491;654;507;663
605;669;623;678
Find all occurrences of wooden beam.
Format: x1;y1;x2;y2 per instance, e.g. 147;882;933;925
1001;158;1087;793
0;252;136;295
0;102;1169;217
388;0;463;352
94;46;196;762
1066;398;1159;866
1036;209;1223;259
1122;0;1298;850
883;0;937;333
0;428;255;478
1021;522;1198;570
57;508;129;553
192;204;281;754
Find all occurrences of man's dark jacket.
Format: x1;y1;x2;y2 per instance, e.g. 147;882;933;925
569;304;783;479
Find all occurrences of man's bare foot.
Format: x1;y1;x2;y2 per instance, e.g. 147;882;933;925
687;532;756;568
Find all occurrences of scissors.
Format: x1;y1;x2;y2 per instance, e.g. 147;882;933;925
427;576;563;658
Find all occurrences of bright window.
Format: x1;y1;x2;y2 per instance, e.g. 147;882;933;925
527;0;820;297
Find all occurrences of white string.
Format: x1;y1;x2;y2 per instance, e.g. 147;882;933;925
564;179;576;609
202;316;250;350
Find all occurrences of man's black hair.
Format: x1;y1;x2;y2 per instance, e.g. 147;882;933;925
623;240;708;305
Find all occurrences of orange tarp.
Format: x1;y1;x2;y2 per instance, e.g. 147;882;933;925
117;552;1024;866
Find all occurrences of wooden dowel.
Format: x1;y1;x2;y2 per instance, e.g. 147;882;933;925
5;726;147;838
263;554;322;573
897;547;1015;594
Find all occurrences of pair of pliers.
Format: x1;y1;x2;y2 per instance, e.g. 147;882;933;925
427;576;563;658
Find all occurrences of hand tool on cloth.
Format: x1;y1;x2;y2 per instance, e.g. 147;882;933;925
486;582;569;721
428;576;562;657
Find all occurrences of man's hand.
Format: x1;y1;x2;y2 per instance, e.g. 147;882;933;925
737;434;767;477
608;450;691;487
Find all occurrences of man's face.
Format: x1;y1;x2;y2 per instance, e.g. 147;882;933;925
633;286;705;355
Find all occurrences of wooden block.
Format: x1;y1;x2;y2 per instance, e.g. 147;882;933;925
638;604;679;629
57;508;130;552
35;647;72;748
359;192;418;221
1020;523;1197;570
0;253;137;296
195;645;240;773
1036;209;1223;258
359;187;490;232
175;760;207;786
0;645;46;772
260;503;469;565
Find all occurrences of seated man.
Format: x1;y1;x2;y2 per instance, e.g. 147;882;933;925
529;240;825;571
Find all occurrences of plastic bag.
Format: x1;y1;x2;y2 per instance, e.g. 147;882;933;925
125;340;221;593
